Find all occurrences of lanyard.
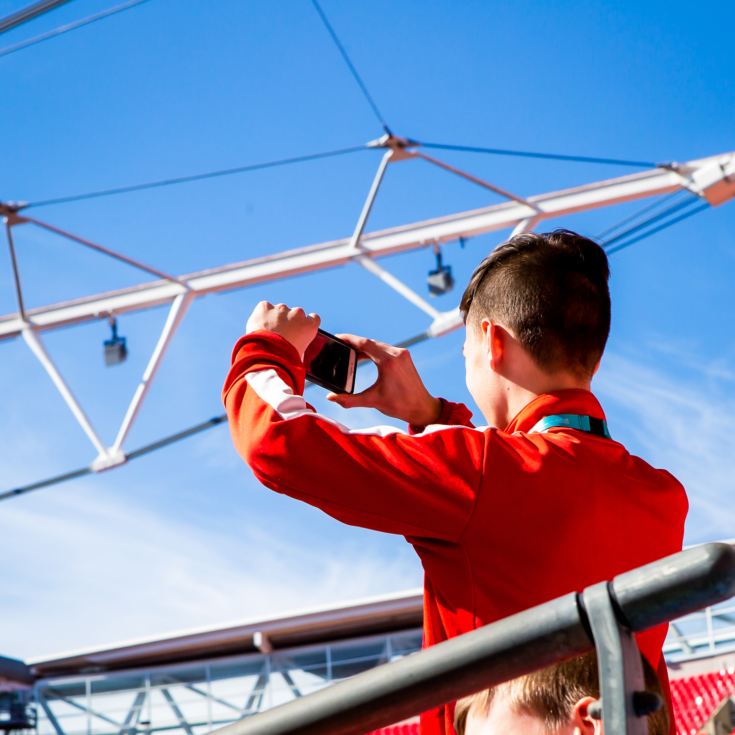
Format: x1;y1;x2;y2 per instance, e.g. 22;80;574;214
529;413;611;439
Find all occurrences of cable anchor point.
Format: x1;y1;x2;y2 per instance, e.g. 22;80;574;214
366;133;420;162
0;201;29;224
91;450;127;473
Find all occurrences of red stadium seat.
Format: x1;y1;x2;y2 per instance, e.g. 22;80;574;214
670;668;735;735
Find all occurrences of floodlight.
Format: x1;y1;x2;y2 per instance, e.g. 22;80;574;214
103;318;127;367
427;247;454;296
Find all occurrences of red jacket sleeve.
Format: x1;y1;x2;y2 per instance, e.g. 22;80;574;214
222;331;485;541
409;398;475;434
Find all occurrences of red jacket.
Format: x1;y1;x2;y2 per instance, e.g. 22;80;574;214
223;331;688;735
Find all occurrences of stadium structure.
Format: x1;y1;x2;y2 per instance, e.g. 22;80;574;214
2;3;735;735
1;559;735;735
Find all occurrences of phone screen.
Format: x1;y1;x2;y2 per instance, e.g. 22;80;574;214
304;330;356;394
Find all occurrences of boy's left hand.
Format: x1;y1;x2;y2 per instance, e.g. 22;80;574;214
246;301;320;359
326;334;441;427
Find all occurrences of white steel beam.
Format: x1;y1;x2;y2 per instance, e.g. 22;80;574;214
2;150;732;343
348;150;392;252
357;255;440;319
105;291;193;464
22;327;110;458
427;308;463;338
510;216;539;237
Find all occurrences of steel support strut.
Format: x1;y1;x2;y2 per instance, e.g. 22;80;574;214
108;291;193;461
161;689;194;735
511;216;539;236
5;220;27;319
347;149;392;252
22;327;110;458
35;690;66;735
25;215;185;284
356;255;439;319
416;151;538;210
119;691;147;735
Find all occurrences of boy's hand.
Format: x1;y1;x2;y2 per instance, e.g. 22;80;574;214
326;334;441;427
246;301;320;359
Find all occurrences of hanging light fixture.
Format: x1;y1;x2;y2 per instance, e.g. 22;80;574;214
427;244;454;296
103;316;127;366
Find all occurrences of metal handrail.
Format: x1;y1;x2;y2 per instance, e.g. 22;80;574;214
207;543;735;735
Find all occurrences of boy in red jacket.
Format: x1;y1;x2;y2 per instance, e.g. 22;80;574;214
223;229;687;735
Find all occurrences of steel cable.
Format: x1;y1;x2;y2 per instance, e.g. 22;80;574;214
601;197;703;250
0;0;73;36
418;142;659;169
594;190;691;242
24;145;370;208
0;0;153;59
310;0;391;134
605;202;709;256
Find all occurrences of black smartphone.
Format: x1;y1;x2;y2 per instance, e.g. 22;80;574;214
304;329;357;394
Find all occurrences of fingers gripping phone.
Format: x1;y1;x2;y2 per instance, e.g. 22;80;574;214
304;329;357;394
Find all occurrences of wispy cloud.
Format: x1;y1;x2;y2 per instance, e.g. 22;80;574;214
1;485;420;661
596;347;735;543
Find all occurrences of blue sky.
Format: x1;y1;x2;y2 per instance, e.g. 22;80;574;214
1;0;734;660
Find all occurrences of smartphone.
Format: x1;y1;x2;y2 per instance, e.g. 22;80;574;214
304;329;357;394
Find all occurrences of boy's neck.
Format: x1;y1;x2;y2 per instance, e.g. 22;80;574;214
496;373;592;429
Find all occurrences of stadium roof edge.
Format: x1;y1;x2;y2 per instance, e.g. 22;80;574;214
26;587;424;678
0;655;33;686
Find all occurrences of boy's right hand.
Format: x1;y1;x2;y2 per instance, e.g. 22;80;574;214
326;334;441;428
245;301;320;360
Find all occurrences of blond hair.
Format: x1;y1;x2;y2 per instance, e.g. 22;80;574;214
454;651;667;735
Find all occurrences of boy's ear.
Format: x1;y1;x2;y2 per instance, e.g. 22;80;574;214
486;320;506;370
570;697;603;735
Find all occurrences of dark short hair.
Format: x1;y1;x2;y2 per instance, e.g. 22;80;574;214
454;651;668;735
459;230;611;378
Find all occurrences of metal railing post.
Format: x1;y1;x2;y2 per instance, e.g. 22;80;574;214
582;583;650;735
